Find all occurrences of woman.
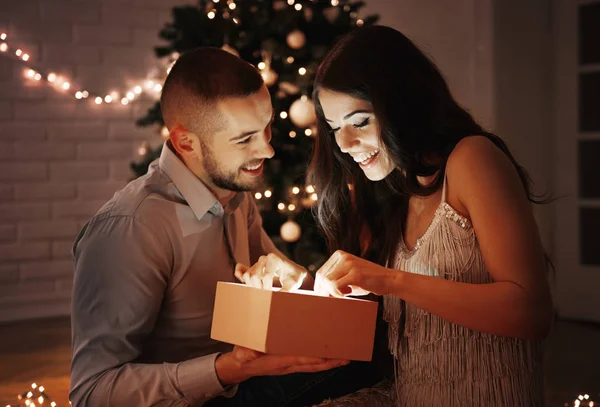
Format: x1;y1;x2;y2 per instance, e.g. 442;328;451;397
307;25;553;406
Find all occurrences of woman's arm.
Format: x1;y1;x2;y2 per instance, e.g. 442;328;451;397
317;136;553;340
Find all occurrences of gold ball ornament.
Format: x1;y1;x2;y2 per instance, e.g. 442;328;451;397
221;44;239;57
261;67;279;87
289;97;316;128
286;29;306;49
280;220;302;243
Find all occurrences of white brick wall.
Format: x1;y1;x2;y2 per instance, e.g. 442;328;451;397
0;0;192;322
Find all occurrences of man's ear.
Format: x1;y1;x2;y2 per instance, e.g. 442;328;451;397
169;125;199;157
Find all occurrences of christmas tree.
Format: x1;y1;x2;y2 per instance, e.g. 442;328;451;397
131;0;378;269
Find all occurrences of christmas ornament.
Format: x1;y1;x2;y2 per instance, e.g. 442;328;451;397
289;96;316;128
324;7;340;23
259;51;278;87
286;29;306;49
280;220;302;243
279;81;300;95
261;67;279;86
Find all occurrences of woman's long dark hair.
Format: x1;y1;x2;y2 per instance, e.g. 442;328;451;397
308;25;550;267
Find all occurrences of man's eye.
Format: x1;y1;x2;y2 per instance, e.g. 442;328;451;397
238;137;251;144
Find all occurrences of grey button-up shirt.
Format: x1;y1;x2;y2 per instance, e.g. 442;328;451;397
70;142;278;406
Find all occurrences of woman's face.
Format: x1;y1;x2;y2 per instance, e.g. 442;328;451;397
318;89;395;181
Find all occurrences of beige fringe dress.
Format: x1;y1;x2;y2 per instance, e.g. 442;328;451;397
382;175;545;406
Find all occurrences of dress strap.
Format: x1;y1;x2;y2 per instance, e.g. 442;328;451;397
441;171;448;203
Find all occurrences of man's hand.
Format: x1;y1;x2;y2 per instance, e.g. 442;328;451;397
235;253;308;291
215;345;349;386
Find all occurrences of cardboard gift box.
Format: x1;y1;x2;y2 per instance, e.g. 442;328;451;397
211;282;378;361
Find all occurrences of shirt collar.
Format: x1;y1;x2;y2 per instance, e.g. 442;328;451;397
159;141;236;219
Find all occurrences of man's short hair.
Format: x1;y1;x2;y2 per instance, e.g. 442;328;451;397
160;47;265;137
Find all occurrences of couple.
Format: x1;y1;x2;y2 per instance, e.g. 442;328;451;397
70;26;553;407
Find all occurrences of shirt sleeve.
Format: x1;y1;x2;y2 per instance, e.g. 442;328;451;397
69;215;230;407
246;196;280;264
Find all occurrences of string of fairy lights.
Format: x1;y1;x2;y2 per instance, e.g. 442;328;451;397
6;382;61;407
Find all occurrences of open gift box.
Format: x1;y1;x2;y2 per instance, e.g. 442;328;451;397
211;282;378;361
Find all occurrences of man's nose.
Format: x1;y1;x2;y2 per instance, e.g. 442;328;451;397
258;131;275;159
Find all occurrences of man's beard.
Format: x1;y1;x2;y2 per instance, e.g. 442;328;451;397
200;140;262;192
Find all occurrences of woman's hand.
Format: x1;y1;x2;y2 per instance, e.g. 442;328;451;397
314;250;398;297
235;253;308;291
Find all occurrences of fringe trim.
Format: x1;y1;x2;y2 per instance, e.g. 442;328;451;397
383;204;545;406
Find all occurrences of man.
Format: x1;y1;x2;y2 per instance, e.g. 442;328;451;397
70;48;385;407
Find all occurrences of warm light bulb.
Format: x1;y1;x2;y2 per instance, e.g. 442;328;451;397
264;190;272;198
289;131;296;138
298;67;306;75
311;193;318;201
82;91;89;98
280;111;288;119
145;80;154;89
138;145;147;156
50;403;56;407
287;0;294;4
288;204;296;211
121;98;129;105
22;53;29;61
301;95;308;101
585;395;590;400
254;192;262;199
95;97;103;104
134;86;142;94
75;91;83;99
292;187;300;194
331;0;339;5
37;397;43;404
27;392;33;398
34;73;41;81
228;2;236;10
306;185;315;193
15;49;22;56
214;0;220;2
258;62;266;70
233;17;239;24
356;19;364;26
153;84;162;92
126;91;135;100
207;11;216;19
48;73;57;82
31;384;37;389
38;386;44;393
278;203;285;211
104;95;112;103
294;3;302;10
286;56;294;64
0;43;7;52
0;33;6;40
26;69;35;78
304;128;312;136
62;82;70;90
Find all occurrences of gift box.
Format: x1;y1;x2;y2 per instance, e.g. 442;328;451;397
210;282;378;361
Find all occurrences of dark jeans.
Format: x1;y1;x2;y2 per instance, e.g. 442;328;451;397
204;359;384;407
